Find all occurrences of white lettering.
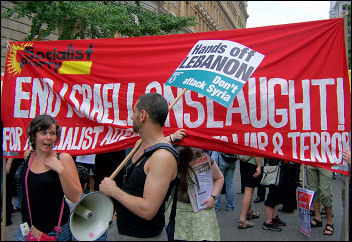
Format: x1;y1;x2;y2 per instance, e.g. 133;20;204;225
272;132;284;155
206;97;223;128
101;84;113;123
14;77;31;118
311;78;334;130
90;84;103;122
112;83;127;126
43;78;61;117
289;79;311;130
248;77;267;128
268;78;288;128
30;78;49;118
184;91;204;128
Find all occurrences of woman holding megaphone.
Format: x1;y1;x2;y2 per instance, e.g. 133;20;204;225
16;114;82;241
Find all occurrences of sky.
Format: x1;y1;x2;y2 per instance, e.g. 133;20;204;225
246;1;331;28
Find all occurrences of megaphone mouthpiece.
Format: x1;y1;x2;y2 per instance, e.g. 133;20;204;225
74;204;94;220
69;192;114;241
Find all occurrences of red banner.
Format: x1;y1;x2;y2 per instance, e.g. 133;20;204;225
2;18;351;174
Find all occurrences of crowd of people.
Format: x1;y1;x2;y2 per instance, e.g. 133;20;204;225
1;92;351;241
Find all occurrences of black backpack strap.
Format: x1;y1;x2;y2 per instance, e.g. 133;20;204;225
143;142;179;162
143;143;180;240
169;172;178;218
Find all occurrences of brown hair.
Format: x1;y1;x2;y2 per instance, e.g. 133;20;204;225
27;114;61;150
174;145;200;200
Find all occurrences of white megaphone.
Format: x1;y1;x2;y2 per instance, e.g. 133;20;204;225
69;140;143;241
69;191;114;241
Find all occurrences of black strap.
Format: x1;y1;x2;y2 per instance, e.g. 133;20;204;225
169;174;178;222
143;143;179;161
140;143;179;228
125;143;179;179
126;142;179;224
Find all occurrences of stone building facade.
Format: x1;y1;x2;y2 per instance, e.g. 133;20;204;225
139;1;248;32
329;1;350;18
1;1;248;73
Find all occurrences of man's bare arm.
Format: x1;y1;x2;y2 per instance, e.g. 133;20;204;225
100;149;177;220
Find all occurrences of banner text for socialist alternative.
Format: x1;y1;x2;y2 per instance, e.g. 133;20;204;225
2;18;350;174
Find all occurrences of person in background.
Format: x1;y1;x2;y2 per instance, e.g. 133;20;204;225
254;182;266;203
94;151;126;192
262;158;286;232
306;164;334;235
99;93;178;240
166;129;186;144
210;151;236;211
65;165;90;211
238;160;246;194
171;146;224;240
16;114;82;241
340;147;351;240
75;154;96;194
279;162;300;213
237;156;263;229
76;166;89;195
14;158;25;213
1;157;21;226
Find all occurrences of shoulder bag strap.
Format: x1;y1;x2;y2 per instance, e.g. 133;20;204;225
25;152;36;226
53;198;65;236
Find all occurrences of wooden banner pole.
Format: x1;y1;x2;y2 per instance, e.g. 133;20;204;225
2;158;7;241
301;164;305;189
1;75;6;240
343;12;350;241
109;88;187;179
344;175;349;241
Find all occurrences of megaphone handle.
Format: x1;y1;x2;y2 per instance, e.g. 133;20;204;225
108;88;187;180
109;139;143;180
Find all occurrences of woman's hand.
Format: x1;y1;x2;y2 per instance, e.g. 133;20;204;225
201;196;216;210
343;148;351;165
44;151;64;174
171;129;186;142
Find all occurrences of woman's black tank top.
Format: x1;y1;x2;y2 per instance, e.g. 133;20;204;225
19;155;70;233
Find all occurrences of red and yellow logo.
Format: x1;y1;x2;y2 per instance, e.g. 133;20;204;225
7;42;93;75
7;42;33;75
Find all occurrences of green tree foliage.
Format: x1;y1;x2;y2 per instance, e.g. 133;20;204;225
2;1;197;40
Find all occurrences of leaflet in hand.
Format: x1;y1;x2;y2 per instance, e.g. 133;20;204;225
187;153;213;212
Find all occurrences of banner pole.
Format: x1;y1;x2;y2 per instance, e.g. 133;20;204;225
109;139;142;179
344;176;349;241
1;63;6;240
301;164;305;188
109;88;187;179
343;12;350;241
2;158;7;241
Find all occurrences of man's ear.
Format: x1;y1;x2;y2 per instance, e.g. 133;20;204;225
139;110;147;122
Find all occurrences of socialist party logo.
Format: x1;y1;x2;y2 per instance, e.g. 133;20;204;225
7;42;93;75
